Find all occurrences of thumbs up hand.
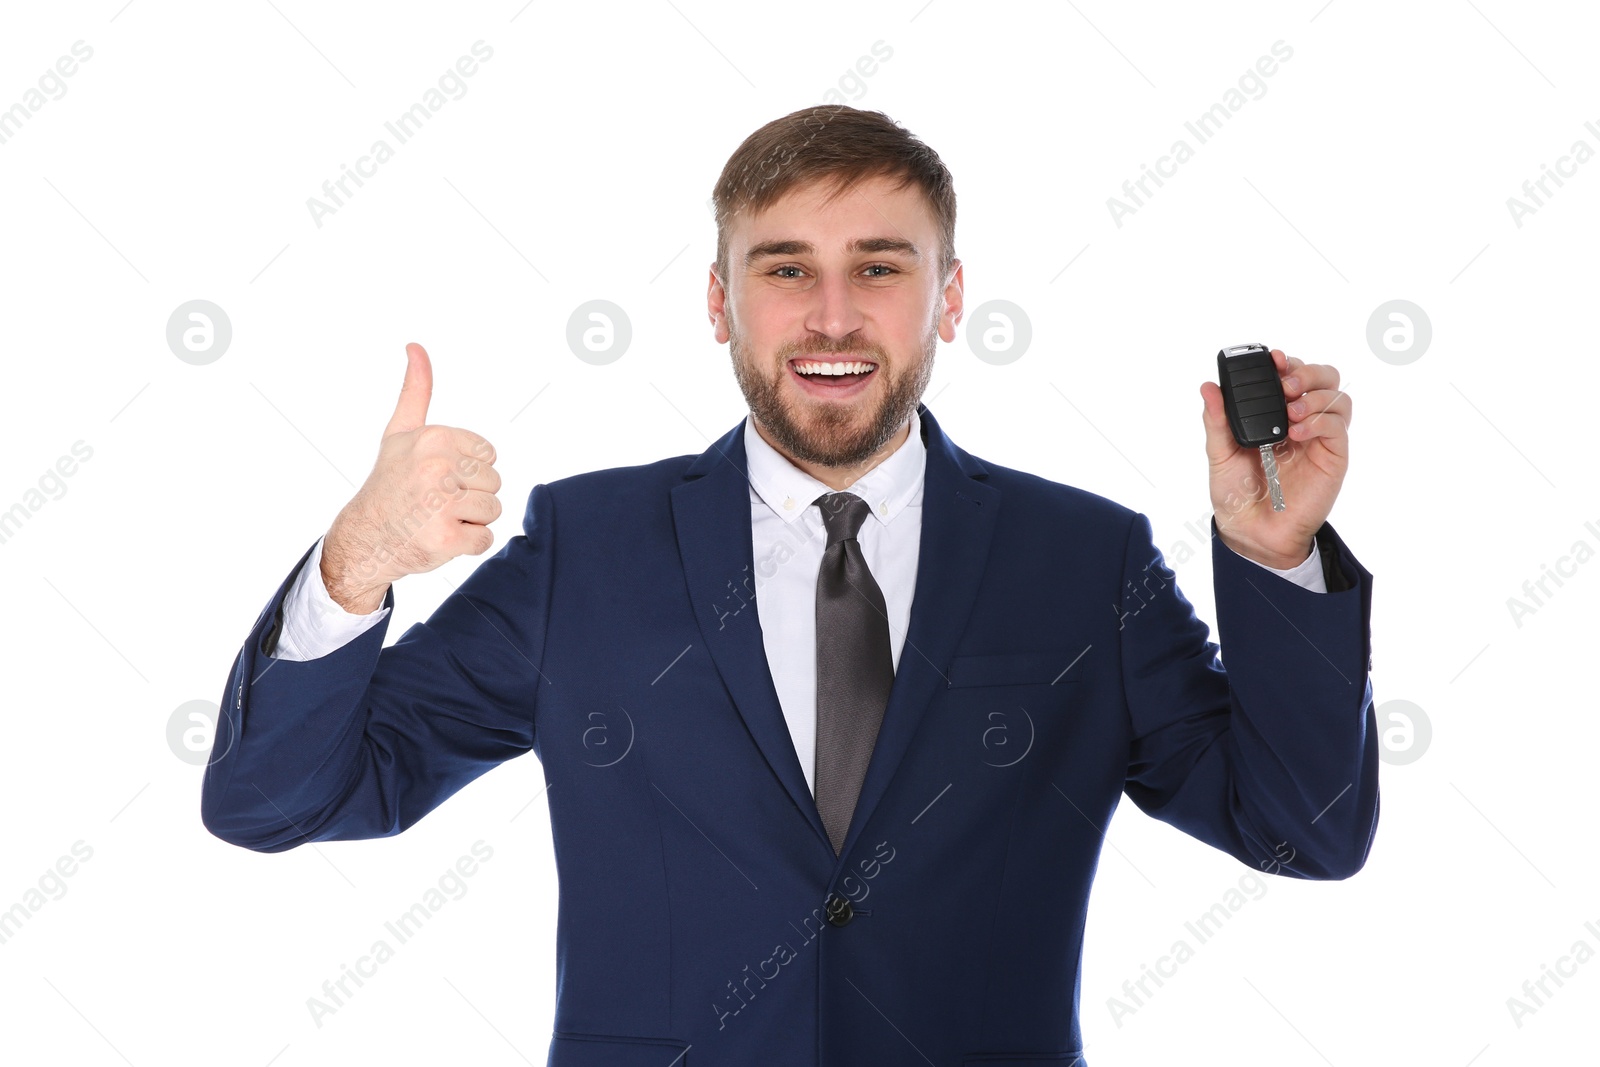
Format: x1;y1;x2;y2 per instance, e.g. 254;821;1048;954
321;343;502;614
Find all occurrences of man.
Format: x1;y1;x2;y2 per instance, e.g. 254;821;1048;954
204;105;1377;1065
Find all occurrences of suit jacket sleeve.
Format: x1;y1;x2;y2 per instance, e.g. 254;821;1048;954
201;483;555;852
1119;512;1378;879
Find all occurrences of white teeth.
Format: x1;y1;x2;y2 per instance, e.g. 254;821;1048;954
794;360;875;376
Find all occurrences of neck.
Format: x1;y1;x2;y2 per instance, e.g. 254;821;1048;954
753;417;911;492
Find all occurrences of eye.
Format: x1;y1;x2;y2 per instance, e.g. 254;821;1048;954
764;263;899;286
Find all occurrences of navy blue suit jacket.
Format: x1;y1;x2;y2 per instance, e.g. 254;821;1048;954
203;403;1378;1066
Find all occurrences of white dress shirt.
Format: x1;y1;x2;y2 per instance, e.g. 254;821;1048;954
742;409;927;795
271;408;1328;795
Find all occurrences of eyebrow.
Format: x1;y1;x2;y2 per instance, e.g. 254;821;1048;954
744;236;922;268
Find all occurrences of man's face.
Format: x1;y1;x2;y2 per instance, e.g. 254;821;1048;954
708;172;963;472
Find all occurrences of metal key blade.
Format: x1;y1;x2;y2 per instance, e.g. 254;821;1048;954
1258;442;1285;511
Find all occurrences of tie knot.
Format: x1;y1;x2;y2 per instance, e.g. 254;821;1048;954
814;492;871;546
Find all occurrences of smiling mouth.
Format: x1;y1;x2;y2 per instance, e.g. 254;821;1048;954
789;358;879;388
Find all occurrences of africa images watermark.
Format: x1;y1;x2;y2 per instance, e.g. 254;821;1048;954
1504;518;1600;629
305;840;495;1027
712;469;880;632
1504;118;1600;229
0;440;94;548
1106;40;1294;228
711;840;897;1031
1116;436;1314;630
324;430;497;603
1107;841;1296;1027
1505;918;1600;1030
0;40;94;148
305;41;494;229
0;840;94;947
819;40;892;105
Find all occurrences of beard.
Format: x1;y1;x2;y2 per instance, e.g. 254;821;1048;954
728;307;938;472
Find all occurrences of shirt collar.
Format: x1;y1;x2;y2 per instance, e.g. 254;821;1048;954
744;407;925;527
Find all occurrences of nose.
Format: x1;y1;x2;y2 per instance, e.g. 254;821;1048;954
802;268;867;344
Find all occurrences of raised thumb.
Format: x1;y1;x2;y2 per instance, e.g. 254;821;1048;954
384;342;433;437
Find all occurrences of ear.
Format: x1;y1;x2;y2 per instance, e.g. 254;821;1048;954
707;262;730;344
937;259;964;343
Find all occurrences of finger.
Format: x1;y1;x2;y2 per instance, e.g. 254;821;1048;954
1199;381;1243;466
1282;361;1339;398
1286;388;1351;425
435;450;502;495
455;523;496;557
1287;409;1347;447
385;342;434;438
447;430;499;493
451;427;497;468
447;487;503;526
417;425;497;470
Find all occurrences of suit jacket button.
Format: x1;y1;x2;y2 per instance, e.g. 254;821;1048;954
825;894;853;927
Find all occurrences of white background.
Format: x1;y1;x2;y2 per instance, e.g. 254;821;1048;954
1;1;1595;1064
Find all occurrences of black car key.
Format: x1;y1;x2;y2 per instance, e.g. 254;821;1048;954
1216;343;1288;511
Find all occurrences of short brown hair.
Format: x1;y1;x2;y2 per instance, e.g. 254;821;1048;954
711;105;957;285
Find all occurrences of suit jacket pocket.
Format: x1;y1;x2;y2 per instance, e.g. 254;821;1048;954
549;1031;688;1065
946;650;1086;688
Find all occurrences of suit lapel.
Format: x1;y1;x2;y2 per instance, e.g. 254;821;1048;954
833;405;998;863
672;419;833;852
670;404;999;865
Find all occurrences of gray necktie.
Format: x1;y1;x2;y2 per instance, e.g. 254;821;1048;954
813;491;894;856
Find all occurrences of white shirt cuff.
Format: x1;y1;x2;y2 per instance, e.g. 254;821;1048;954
271;535;391;660
1244;537;1328;594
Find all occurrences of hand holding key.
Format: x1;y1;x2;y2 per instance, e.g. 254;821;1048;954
1199;346;1351;570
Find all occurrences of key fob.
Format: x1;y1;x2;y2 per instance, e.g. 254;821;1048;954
1216;343;1288;448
